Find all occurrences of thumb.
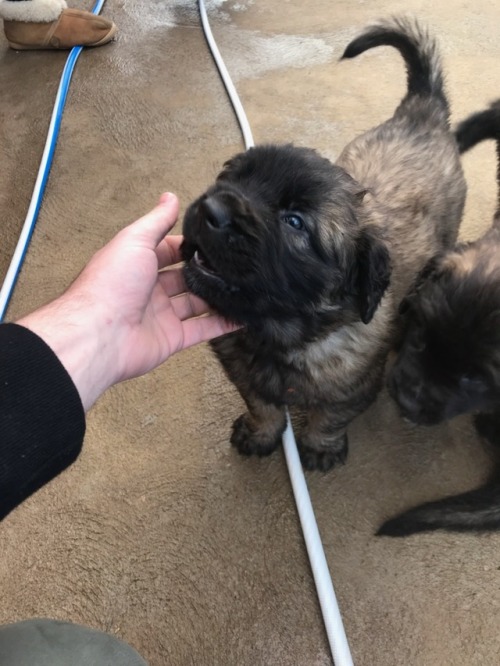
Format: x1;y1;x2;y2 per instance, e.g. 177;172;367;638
127;193;180;248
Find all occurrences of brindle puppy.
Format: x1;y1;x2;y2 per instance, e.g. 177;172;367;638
380;101;500;535
182;18;466;471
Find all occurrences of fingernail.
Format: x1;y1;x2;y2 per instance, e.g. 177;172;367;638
160;192;175;205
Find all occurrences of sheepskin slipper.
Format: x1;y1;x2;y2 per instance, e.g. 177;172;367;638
1;4;116;49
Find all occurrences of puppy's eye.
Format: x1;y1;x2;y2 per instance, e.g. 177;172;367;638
281;213;305;231
460;375;487;393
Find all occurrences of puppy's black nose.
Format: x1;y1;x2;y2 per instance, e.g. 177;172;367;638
201;196;232;230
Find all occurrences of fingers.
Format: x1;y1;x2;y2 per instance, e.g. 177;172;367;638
121;193;186;268
180;314;239;350
170;292;212;320
157;269;213;318
156;235;184;269
128;192;180;247
157;267;187;297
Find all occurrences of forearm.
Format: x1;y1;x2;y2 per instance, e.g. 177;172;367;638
17;289;120;411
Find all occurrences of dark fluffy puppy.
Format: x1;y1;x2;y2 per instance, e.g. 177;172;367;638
182;18;466;471
382;100;500;536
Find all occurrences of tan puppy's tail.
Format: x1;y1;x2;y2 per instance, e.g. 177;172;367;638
455;100;500;226
341;16;448;119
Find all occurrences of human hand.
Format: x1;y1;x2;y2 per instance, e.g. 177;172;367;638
18;193;237;410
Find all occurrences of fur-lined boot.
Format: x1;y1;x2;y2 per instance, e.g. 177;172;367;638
0;0;116;49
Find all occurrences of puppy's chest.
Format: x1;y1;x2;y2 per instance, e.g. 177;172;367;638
284;337;363;398
216;328;373;406
224;344;317;406
246;352;322;407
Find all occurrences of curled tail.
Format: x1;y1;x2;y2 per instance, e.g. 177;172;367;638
377;479;500;537
455;100;500;225
455;100;500;153
341;17;448;117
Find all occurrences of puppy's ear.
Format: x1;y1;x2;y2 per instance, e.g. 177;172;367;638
217;150;251;182
399;255;441;315
355;226;391;324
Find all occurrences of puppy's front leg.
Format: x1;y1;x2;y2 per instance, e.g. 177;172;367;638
299;407;352;472
231;395;286;458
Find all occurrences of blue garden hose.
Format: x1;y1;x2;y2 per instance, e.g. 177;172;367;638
0;0;108;321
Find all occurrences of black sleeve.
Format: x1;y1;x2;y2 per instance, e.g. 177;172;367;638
0;323;86;520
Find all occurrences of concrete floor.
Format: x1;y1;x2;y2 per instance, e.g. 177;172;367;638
1;1;500;664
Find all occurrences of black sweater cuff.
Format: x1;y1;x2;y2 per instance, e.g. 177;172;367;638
0;323;86;520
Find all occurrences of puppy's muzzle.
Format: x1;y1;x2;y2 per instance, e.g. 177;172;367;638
197;189;261;241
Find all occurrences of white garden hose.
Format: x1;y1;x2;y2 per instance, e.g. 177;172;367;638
198;2;354;664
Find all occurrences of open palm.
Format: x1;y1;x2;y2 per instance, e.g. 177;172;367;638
72;193;237;384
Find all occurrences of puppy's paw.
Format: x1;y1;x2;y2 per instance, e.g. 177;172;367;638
231;415;282;457
298;435;348;472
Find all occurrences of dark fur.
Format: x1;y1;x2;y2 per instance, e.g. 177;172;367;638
382;100;500;536
182;17;465;471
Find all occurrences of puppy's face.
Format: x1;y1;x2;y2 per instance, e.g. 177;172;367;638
389;247;500;425
181;145;391;339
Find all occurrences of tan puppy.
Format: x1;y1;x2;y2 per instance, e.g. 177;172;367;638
182;18;466;471
383;101;500;535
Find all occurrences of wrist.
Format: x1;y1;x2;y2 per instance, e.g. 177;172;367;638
17;291;119;411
